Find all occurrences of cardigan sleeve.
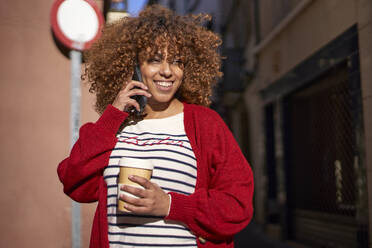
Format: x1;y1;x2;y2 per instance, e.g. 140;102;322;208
57;105;128;203
165;109;254;241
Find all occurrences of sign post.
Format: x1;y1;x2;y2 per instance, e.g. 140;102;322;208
50;1;104;247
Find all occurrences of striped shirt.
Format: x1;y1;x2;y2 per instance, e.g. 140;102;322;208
104;112;198;248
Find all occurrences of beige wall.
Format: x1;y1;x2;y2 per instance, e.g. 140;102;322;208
243;87;266;224
357;0;372;245
0;0;100;247
258;0;304;40
257;0;357;87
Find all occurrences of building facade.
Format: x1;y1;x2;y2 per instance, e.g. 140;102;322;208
227;0;372;247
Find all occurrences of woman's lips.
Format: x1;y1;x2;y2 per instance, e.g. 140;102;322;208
154;80;174;91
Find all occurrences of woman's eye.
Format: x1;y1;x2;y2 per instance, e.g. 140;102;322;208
172;60;182;65
149;58;161;63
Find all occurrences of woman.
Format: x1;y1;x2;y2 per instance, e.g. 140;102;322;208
58;5;253;248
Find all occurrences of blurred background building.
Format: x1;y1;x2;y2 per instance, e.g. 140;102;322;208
1;0;371;247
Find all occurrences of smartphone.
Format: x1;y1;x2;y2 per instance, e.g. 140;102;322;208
130;66;147;115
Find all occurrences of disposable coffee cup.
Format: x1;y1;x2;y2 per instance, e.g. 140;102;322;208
117;157;153;212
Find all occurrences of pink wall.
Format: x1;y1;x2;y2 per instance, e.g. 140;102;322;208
0;0;100;247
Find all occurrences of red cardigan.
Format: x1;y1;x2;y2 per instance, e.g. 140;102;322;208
58;103;254;248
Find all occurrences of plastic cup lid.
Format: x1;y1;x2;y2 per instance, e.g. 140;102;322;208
118;157;154;170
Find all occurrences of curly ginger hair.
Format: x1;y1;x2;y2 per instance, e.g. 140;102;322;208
83;4;223;114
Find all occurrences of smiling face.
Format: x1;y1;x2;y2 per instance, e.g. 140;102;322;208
139;50;184;108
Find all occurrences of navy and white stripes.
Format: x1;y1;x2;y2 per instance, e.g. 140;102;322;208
103;113;197;248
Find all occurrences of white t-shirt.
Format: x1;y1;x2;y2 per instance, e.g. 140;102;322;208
104;112;197;248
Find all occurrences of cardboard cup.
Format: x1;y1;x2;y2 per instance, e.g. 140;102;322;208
117;157;153;212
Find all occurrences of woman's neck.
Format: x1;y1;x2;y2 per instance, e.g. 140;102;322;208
144;98;183;119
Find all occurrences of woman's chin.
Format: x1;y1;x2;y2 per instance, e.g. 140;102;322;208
148;94;175;105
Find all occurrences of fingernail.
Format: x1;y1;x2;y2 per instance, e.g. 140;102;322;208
129;175;134;180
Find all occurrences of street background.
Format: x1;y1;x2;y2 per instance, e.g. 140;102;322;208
1;0;372;247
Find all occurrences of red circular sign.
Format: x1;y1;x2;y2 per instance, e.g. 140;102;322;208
50;0;104;51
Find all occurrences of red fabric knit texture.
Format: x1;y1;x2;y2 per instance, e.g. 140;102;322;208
57;103;254;248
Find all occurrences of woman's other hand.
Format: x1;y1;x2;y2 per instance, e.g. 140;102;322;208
112;81;151;112
119;175;171;216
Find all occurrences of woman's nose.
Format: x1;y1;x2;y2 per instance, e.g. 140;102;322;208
159;61;172;77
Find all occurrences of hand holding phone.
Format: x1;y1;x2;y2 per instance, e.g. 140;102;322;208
112;66;149;114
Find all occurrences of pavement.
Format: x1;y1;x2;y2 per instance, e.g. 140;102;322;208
234;222;294;248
